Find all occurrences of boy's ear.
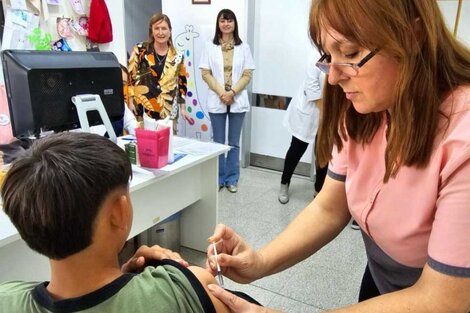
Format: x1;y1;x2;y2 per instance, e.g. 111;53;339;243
109;192;132;232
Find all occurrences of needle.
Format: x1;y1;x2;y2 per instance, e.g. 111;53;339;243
212;242;225;288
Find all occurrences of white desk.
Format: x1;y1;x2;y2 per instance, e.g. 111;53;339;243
0;136;229;282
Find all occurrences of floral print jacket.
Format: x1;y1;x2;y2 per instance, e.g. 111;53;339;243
128;42;187;119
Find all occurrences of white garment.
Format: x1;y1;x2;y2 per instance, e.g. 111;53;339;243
123;104;138;136
89;104;138;137
199;41;255;113
283;65;325;144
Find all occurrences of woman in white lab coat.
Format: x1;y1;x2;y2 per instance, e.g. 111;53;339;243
199;9;255;193
278;61;325;204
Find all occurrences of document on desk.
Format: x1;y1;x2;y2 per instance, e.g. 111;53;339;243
132;164;161;176
130;165;166;184
175;140;228;156
172;136;195;150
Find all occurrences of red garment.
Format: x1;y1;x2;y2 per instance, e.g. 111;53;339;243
87;0;113;43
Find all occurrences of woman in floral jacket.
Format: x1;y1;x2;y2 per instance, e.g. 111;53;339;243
128;13;190;130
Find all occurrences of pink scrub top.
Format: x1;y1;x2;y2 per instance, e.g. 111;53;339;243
329;86;470;292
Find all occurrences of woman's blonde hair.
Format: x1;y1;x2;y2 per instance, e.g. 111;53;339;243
310;0;470;181
148;13;174;48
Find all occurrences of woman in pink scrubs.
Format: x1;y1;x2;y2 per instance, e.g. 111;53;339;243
206;0;470;312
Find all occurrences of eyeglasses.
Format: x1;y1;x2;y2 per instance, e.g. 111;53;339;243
315;49;379;76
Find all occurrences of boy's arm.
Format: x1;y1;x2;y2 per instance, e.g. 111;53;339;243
188;266;231;313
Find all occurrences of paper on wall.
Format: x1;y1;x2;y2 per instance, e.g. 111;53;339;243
10;0;27;11
1;8;39;50
42;0;50;21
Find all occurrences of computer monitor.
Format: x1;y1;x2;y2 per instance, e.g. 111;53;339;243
1;50;124;138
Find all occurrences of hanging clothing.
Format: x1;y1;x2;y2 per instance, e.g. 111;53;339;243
87;0;113;43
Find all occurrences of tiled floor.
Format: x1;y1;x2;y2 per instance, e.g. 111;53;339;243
181;166;367;312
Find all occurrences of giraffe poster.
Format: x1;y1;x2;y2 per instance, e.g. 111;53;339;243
174;25;212;141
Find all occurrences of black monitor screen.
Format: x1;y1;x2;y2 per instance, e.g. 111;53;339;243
1;50;124;138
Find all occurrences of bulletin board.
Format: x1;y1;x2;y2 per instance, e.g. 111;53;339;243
1;0;96;52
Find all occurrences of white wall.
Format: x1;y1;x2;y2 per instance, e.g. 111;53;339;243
251;106;307;159
100;0;126;65
124;0;162;56
249;0;319;166
438;0;470;48
252;0;318;98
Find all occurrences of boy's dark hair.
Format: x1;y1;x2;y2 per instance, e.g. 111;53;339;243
1;132;132;260
212;9;242;46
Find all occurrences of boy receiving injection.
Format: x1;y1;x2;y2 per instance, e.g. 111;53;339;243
0;132;228;313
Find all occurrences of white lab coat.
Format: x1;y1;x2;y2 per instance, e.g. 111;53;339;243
283;65;325;144
199;41;255;113
123;104;138;136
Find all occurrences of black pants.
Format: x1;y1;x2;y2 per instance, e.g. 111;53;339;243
313;133;327;192
281;135;328;190
281;136;309;185
358;264;381;302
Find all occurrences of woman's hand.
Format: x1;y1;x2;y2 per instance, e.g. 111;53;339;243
220;91;235;105
181;109;194;124
207;224;265;284
121;244;189;273
208;284;283;313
